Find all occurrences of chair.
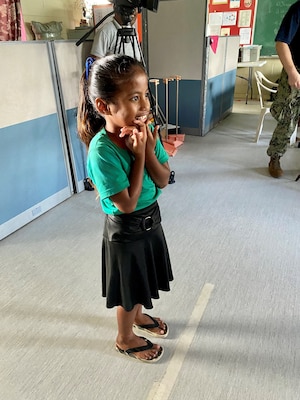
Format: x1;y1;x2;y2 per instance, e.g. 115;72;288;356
254;70;297;144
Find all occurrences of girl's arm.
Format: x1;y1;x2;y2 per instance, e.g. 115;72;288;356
120;122;170;189
110;128;146;214
144;124;170;188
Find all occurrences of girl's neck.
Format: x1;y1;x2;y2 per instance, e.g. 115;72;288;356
106;128;127;149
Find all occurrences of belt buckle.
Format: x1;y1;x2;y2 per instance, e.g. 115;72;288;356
143;216;153;231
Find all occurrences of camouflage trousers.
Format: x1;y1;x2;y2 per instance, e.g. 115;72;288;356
267;68;300;157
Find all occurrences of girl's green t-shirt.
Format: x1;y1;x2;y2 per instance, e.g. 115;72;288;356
87;127;169;215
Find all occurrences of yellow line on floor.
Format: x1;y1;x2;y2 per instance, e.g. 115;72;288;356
147;283;215;400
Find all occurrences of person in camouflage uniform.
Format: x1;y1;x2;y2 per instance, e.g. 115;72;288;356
267;1;300;178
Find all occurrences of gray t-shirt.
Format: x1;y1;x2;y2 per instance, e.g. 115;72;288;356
90;18;141;61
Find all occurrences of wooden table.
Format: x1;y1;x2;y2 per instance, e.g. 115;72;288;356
237;60;267;104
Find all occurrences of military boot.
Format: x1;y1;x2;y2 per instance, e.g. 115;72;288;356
268;155;283;178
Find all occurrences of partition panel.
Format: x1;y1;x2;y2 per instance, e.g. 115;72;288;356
0;42;72;240
52;40;93;193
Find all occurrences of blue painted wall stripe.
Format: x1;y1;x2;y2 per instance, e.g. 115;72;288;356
0;114;69;224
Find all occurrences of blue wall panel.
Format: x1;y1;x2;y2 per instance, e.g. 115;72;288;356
205;74;224;132
205;69;236;133
221;69;236;113
0;114;69;225
151;79;202;130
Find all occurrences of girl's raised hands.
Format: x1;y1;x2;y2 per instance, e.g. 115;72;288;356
120;121;147;156
120;121;160;157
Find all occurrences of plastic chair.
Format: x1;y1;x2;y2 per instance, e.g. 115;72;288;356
254;70;297;144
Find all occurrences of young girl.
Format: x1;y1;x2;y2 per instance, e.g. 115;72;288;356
77;54;173;363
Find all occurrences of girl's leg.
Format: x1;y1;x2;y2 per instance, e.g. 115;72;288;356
116;304;162;360
134;304;168;336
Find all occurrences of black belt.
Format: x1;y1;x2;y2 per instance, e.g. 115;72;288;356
104;201;161;242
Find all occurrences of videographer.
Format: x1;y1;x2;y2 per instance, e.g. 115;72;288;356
90;1;141;61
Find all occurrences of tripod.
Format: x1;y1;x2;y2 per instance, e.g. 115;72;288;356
114;24;169;129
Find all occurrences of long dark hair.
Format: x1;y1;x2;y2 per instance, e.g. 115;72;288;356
77;54;146;148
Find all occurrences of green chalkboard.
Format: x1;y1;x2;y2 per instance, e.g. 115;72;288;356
253;1;295;56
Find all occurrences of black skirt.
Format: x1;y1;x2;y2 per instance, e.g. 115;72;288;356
101;201;173;311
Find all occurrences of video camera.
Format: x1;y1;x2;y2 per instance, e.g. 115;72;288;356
112;0;159;13
111;0;159;25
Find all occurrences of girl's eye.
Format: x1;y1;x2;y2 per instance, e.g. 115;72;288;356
132;95;139;101
145;92;150;99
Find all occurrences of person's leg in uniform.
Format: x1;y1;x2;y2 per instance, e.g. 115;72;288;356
267;69;300;178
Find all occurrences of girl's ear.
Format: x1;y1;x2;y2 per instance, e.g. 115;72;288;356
95;98;110;115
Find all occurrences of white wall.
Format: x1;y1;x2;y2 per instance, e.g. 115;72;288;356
21;0;82;40
1;42;57;127
147;0;207;80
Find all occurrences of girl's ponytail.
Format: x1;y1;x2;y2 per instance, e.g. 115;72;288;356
77;71;105;148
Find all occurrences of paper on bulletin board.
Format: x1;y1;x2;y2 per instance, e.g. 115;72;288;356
221;27;231;36
222;11;237;26
230;0;240;7
207;24;221;36
209;12;223;26
239;27;251;44
238;9;251;27
212;0;227;4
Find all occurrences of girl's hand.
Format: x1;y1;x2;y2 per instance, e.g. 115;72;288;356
120;123;147;156
145;124;159;154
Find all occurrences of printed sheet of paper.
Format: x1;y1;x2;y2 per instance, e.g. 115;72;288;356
209;12;223;26
221;27;231;36
212;0;228;4
222;11;237;26
239;27;251;44
207;24;222;36
238;9;252;27
229;0;240;7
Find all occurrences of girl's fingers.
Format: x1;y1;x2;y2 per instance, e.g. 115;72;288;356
120;126;138;138
153;125;159;139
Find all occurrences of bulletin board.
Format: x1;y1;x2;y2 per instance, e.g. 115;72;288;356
208;0;257;45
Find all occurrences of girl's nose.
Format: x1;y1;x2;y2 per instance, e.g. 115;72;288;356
141;96;150;110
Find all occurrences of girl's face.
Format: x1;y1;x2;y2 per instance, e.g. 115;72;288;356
103;69;150;133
